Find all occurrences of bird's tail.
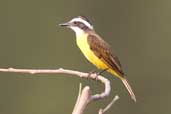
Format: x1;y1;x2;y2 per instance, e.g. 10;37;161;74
108;69;136;102
121;77;136;102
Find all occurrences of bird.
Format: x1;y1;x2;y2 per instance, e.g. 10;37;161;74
59;16;136;102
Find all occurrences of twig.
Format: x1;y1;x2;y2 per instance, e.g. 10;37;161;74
98;95;119;114
73;83;83;113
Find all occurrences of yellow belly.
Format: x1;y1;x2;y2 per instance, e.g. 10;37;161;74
76;34;108;69
76;34;121;78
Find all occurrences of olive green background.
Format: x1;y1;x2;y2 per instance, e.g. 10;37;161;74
0;0;170;114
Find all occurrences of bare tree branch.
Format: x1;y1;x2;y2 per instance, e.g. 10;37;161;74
72;86;91;114
74;83;83;111
72;85;119;114
0;68;111;99
0;67;118;114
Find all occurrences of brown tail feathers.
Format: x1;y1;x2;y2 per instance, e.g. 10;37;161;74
121;78;136;102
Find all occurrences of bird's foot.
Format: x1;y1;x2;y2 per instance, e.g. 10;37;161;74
87;70;97;79
87;68;109;80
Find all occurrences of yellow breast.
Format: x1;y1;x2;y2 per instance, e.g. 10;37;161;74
76;33;121;78
76;33;108;69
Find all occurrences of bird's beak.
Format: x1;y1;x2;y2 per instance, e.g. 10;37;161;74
59;22;71;27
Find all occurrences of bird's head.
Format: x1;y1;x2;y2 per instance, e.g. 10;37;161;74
59;16;94;36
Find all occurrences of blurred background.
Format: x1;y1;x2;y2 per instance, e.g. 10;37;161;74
0;0;171;114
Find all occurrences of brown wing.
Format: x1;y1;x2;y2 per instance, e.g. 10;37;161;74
87;33;124;76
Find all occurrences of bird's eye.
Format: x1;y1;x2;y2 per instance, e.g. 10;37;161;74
73;21;78;25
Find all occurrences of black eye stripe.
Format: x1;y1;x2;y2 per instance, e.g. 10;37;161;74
73;21;78;24
73;21;85;26
72;21;92;31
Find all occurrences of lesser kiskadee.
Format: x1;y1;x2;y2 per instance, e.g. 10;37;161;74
59;16;136;102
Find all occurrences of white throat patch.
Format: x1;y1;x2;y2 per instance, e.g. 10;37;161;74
70;26;84;37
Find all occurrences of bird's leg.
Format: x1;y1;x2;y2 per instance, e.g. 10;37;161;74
87;68;109;80
94;68;109;80
87;68;108;80
97;68;109;76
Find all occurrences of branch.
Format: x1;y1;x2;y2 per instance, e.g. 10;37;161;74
0;68;111;99
98;95;119;114
72;85;91;114
0;67;118;114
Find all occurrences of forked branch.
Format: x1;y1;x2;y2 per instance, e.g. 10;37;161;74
0;68;119;114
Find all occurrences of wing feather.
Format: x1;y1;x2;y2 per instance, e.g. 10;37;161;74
87;33;124;76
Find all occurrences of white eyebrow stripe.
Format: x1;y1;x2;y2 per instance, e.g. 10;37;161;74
70;18;93;30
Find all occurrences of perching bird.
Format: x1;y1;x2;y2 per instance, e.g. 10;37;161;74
59;16;136;102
